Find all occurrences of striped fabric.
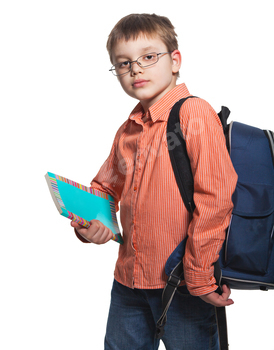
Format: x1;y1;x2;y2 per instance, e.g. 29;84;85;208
89;84;237;296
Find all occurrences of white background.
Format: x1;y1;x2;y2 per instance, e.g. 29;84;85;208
1;1;273;349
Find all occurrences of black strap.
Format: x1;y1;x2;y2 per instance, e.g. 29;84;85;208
215;260;229;350
156;97;229;350
156;261;184;338
166;96;196;213
216;306;229;350
217;106;230;132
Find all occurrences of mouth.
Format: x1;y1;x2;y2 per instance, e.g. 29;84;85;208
132;79;149;88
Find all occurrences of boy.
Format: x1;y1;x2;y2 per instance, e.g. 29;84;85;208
71;13;237;350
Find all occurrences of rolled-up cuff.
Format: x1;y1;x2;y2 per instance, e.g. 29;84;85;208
184;268;218;296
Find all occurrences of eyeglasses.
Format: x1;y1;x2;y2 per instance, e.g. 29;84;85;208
109;52;173;76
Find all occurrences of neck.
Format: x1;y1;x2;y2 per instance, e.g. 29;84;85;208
139;80;177;113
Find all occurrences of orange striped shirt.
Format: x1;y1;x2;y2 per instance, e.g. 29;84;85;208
89;83;237;296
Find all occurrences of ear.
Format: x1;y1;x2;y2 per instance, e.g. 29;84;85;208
171;50;181;74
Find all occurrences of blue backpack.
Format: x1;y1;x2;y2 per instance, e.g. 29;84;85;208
156;96;274;349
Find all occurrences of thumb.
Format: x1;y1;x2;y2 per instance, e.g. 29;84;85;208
221;284;234;305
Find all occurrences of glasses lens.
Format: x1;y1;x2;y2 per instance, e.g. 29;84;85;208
138;53;158;67
112;61;131;76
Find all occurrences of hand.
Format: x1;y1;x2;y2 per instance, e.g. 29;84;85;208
199;284;234;307
71;219;114;244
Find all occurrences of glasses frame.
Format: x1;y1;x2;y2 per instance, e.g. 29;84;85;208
109;51;173;76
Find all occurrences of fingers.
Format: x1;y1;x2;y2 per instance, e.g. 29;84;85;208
71;219;113;244
199;285;234;307
221;284;231;299
88;220;114;244
220;284;234;306
70;221;82;229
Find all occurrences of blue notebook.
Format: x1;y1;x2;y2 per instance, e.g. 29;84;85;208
45;172;123;244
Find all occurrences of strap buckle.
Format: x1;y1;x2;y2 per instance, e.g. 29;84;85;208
155;324;165;339
167;274;181;288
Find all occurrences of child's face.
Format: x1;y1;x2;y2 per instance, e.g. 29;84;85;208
112;35;181;112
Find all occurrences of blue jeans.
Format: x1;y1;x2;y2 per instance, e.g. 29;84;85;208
104;280;219;350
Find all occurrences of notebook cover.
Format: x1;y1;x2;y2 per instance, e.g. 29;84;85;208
45;172;123;244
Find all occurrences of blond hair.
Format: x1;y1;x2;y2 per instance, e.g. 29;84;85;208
107;13;178;64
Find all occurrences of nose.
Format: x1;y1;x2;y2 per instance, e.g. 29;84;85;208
130;60;143;75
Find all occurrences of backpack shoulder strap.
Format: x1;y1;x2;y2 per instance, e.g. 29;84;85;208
167;96;197;213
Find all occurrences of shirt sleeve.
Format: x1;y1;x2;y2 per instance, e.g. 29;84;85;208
74;123;127;242
90;124;126;212
180;98;238;296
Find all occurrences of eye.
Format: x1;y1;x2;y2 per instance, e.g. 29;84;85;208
144;54;156;61
118;61;130;69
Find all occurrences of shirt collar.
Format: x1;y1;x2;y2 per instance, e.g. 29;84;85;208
128;83;191;124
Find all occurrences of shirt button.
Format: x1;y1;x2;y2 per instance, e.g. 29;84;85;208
134;186;137;191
